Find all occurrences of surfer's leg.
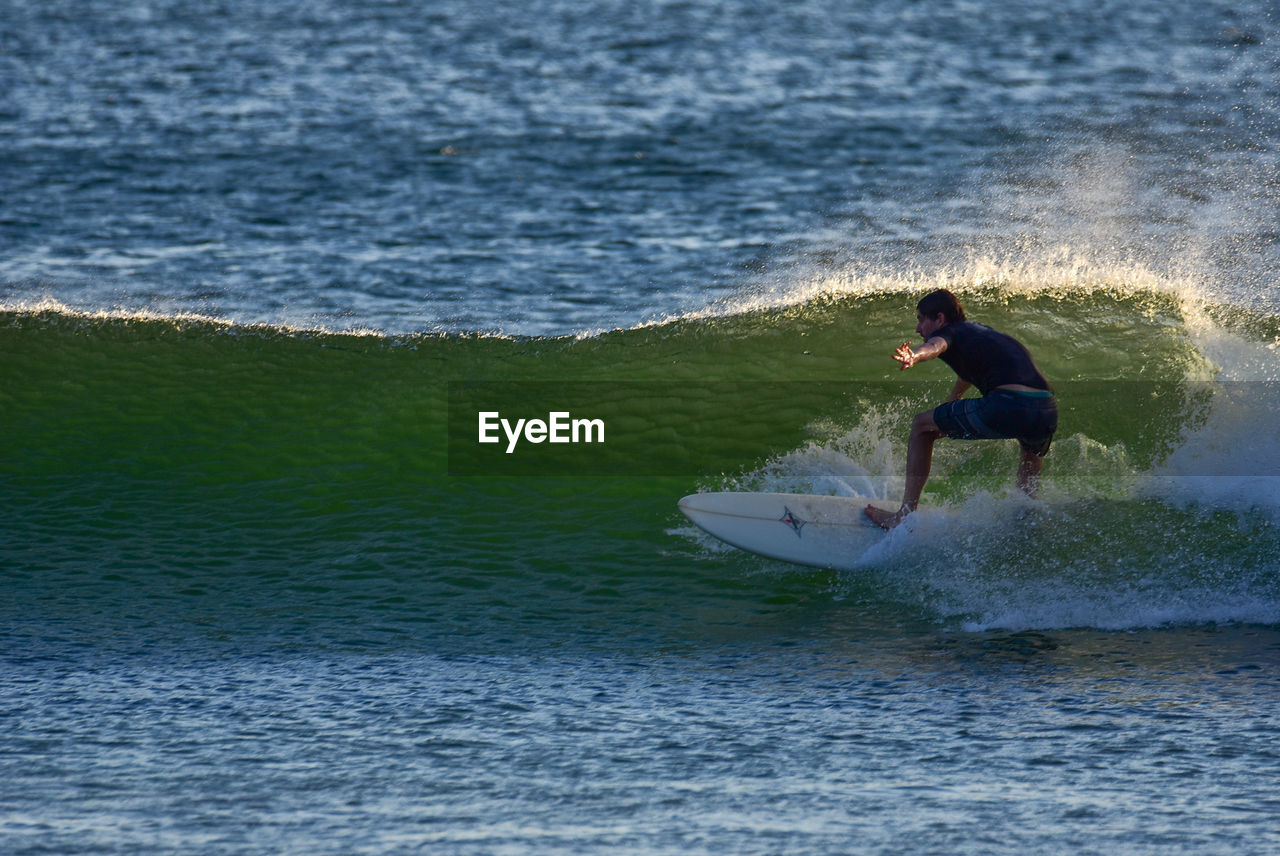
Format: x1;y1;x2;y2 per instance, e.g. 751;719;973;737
1013;399;1055;497
1017;448;1043;497
904;409;943;510
866;409;942;529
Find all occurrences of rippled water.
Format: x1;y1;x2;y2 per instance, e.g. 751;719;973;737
3;0;1276;333
3;0;1280;853
7;629;1280;855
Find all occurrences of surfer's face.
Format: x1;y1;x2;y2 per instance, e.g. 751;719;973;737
916;312;948;340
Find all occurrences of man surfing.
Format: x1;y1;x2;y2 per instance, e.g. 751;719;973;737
865;289;1057;530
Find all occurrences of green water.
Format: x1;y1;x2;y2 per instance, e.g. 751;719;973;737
4;282;1278;647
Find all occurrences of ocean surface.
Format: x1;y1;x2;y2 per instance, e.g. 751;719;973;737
3;0;1280;853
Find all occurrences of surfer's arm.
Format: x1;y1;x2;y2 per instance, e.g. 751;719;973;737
944;378;972;402
894;336;948;370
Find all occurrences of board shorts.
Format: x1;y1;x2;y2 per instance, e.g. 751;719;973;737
932;388;1058;457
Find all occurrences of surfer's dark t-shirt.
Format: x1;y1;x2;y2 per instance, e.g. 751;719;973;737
933;322;1050;395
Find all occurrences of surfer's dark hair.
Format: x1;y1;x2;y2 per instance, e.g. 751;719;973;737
917;289;966;324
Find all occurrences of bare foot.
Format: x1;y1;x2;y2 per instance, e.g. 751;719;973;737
864;503;910;530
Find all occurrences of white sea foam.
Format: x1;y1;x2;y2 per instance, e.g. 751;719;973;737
1139;311;1280;520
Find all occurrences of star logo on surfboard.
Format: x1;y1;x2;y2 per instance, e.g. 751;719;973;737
780;506;806;537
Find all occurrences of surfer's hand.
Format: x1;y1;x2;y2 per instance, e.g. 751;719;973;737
894;342;916;370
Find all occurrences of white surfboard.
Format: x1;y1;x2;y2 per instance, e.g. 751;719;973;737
678;492;897;570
